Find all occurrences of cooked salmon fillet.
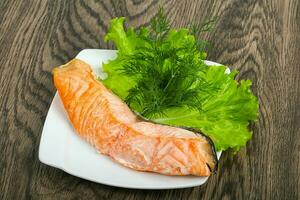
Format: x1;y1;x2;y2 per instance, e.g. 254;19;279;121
53;59;217;176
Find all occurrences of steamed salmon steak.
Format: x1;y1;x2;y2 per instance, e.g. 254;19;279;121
53;59;217;176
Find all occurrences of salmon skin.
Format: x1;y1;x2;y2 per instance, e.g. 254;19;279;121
53;59;217;176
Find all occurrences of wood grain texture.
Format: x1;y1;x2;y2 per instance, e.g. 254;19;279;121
0;0;299;199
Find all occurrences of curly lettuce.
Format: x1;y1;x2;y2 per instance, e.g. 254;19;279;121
100;17;258;151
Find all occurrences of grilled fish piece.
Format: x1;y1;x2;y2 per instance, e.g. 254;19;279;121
53;59;217;176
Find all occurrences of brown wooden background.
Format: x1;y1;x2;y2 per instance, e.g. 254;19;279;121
0;0;299;199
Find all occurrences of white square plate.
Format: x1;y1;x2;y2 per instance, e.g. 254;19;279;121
39;49;223;189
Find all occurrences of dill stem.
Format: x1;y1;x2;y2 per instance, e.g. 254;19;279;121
162;66;180;92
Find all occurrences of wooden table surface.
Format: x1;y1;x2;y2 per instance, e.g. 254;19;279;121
1;0;299;199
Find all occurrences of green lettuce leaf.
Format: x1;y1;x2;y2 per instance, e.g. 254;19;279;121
102;18;149;99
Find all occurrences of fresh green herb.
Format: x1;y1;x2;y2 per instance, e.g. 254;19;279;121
100;8;258;151
103;7;211;117
189;17;218;35
189;16;217;52
149;7;170;41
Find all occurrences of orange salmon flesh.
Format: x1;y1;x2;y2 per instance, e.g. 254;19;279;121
53;59;217;176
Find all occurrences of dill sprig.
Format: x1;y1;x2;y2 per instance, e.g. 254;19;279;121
190;17;218;35
149;7;170;41
116;8;217;117
189;16;218;52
